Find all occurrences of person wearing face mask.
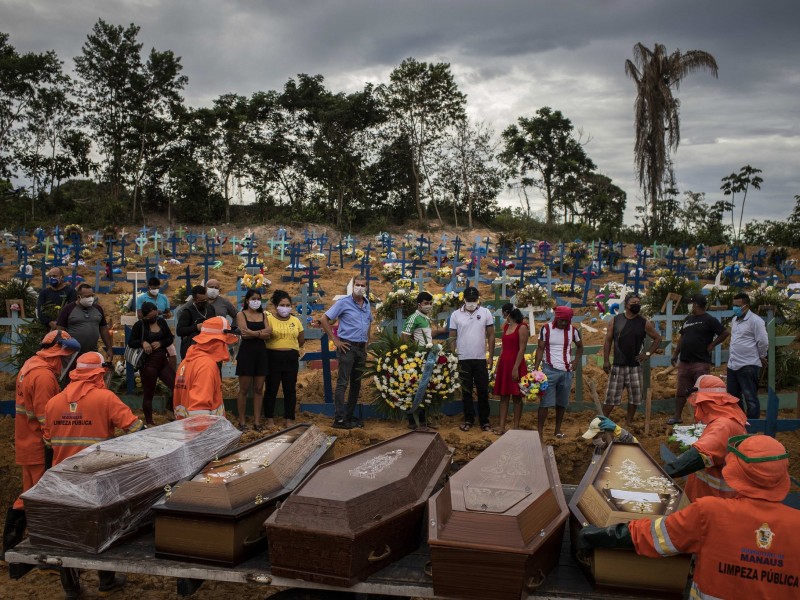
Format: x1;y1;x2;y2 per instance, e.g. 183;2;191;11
401;291;448;429
727;292;768;419
128;301;176;425
56;283;113;360
533;306;582;439
173;316;238;419
176;285;217;359
320;275;373;429
36;266;77;330
135;276;172;319
234;289;271;430
449;286;495;433
264;289;305;428
204;278;239;321
669;294;729;424
601;293;662;425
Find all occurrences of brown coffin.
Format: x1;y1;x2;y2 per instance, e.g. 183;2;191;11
265;430;452;587
428;430;568;600
21;416;241;553
568;441;691;595
152;423;336;566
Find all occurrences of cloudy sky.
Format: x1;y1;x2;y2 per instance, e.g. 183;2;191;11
3;0;799;225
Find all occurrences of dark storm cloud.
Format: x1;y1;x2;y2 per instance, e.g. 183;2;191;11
2;0;798;221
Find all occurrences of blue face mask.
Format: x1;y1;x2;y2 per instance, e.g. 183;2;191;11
732;306;744;317
49;277;60;287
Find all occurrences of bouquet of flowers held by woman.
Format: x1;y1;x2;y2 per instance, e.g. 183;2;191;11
365;332;460;423
518;369;548;402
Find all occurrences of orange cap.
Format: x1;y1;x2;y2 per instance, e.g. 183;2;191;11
193;316;239;346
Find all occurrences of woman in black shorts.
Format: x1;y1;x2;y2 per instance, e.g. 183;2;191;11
235;289;271;430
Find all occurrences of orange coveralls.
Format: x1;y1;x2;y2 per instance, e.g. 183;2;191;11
173;342;227;419
14;356;61;509
44;379;143;466
629;496;800;599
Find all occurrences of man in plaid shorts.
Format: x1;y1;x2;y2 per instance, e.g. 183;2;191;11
602;294;662;424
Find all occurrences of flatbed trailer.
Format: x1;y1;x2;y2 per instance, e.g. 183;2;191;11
6;485;673;600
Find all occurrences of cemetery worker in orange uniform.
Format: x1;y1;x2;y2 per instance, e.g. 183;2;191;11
56;283;114;360
3;331;79;562
36;266;77;329
669;294;728;424
42;351;142;600
602;293;662;425
578;435;800;600
173;316;238;419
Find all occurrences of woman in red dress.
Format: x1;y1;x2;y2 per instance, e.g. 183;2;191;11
493;308;529;434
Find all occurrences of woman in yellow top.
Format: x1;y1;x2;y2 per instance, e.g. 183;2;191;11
264;289;305;427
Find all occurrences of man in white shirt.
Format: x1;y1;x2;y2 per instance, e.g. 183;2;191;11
727;293;768;418
449;287;495;432
533;305;583;439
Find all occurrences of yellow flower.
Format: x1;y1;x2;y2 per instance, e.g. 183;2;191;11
399;344;408;351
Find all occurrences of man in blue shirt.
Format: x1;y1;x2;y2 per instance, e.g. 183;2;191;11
136;277;172;319
320;275;373;429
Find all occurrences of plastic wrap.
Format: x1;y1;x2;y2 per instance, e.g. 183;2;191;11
22;415;241;553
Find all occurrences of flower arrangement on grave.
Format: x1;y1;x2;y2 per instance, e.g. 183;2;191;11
652;268;672;278
162;258;182;266
581;266;598;279
344;246;365;261
172;285;188;305
394;278;419;294
241;273;271;290
537;240;551;254
381;262;404;282
433;265;452;284
492;275;519;289
568;241;587;259
514;283;554;310
553;283;580;297
518;369;549;403
641;272;700;316
375;288;417;321
305;252;326;263
767;246;789;267
79;248;92;260
600;247;621;267
431;291;463;315
595;282;631;318
364;332;460;419
115;293;132;313
550;256;574;271
491;258;516;271
719;262;753;288
64;224;84;240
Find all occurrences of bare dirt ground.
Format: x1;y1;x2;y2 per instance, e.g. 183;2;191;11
1;222;798;599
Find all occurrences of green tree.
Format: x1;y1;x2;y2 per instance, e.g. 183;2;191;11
625;43;718;237
720;164;763;244
501;107;595;225
380;58;466;222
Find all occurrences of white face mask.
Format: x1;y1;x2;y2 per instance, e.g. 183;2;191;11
687;303;694;314
248;299;262;310
277;306;292;317
206;288;220;299
79;296;95;308
148;288;159;296
353;285;366;297
465;301;478;311
419;304;432;314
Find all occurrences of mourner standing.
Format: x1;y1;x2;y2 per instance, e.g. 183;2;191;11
578;435;800;600
43;351;143;599
492;308;529;435
3;331;79;565
235;290;271;430
135;276;172;319
449;286;495;433
602;293;662;425
320;275;373;430
56;283;113;360
727;293;768;419
533;306;582;439
173;316;238;419
264;290;305;428
669;294;728;424
204;278;239;321
36;266;77;329
176;285;215;359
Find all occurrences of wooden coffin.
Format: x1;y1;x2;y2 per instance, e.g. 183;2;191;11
428;430;568;600
265;430;452;587
152;423;336;566
569;441;691;595
21;416;241;553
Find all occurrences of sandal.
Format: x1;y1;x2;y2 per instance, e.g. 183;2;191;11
459;422;473;432
667;418;683;425
555;432;566;439
481;423;492;432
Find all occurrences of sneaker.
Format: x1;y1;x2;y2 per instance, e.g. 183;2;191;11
98;574;126;596
332;419;354;430
348;417;364;428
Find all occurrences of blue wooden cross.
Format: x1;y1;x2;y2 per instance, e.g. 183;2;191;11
282;244;304;282
165;234;181;258
381;233;394;258
273;236;290;262
452;236;463;262
184;231;198;257
362;242;374;264
415;234;431;259
515;242;532;287
315;233;329;249
177;266;193;296
117;235;129;268
433;245;448;269
92;261;112;293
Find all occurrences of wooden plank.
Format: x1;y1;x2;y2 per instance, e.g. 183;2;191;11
644;389;653;436
587;378;603;414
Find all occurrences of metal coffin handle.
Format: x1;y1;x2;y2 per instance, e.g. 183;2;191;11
525;570;546;592
367;544;391;562
243;527;267;547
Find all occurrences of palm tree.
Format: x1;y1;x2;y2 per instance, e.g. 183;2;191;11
625;43;718;237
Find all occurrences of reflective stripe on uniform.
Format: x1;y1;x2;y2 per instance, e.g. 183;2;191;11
695;469;735;492
174;406;225;419
650;517;679;557
127;419;144;433
15;404;35;418
689;581;723;600
50;437;106;446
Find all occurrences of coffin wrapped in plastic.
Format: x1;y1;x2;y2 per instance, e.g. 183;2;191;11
266;430;453;587
569;441;691;594
153;424;336;566
21;415;241;553
428;430;568;600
